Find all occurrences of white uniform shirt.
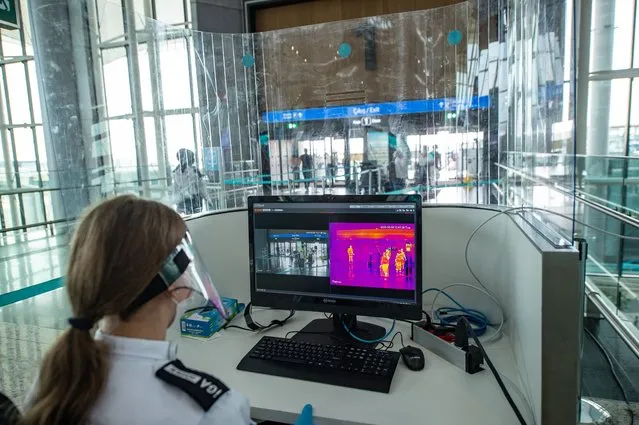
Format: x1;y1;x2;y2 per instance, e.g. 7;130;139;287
26;331;254;425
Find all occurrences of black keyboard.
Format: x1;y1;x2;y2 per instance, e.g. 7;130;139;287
237;336;401;393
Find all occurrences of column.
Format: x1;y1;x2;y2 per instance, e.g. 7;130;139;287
28;0;92;230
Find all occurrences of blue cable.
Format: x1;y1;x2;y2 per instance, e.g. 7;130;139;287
342;319;396;344
436;308;488;335
423;287;491;336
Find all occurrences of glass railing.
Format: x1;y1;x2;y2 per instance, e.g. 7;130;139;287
500;151;639;342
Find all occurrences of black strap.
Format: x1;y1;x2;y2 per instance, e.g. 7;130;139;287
243;302;294;331
156;360;229;411
123;249;190;318
0;392;21;425
68;317;93;331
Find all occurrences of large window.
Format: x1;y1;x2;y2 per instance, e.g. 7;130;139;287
0;0;51;240
94;0;198;199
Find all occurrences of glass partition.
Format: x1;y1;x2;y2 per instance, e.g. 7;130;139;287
12;0;575;238
1;0;577;310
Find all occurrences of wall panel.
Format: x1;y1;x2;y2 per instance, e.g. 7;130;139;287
253;0;464;32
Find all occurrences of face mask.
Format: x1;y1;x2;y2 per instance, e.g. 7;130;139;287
168;302;183;330
168;288;201;330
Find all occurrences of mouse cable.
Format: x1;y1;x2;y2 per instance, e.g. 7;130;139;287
584;327;635;425
459;317;528;425
383;331;405;350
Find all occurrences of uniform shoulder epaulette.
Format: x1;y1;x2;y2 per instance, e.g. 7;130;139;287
156;359;229;411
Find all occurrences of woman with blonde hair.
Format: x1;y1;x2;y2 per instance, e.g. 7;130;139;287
20;195;252;425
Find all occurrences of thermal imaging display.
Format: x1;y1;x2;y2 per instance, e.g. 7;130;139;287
329;223;416;290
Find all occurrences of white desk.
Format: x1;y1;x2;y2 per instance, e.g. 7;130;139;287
175;311;530;425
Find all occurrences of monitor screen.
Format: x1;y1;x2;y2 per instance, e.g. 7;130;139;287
248;195;422;319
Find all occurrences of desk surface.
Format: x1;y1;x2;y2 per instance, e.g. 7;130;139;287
175;311;529;425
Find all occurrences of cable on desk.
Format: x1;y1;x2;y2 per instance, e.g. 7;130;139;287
342;319;396;344
461;205;639;343
223;324;255;332
284;330;342;342
585;327;635;425
464;205;639;310
459;317;527;425
498;373;537;425
423;285;504;342
382;331;405;351
243;302;295;331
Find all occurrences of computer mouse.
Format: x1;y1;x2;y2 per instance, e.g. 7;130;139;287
400;345;425;371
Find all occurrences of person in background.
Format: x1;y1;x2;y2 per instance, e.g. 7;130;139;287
173;148;208;215
300;149;313;193
324;153;337;188
393;150;408;190
417;146;429;187
291;155;301;188
20;195;253;425
428;145;442;186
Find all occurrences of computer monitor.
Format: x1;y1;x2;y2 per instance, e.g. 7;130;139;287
248;194;422;344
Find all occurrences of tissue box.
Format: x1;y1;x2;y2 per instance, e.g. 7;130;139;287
180;298;242;339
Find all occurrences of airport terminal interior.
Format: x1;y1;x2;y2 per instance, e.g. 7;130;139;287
1;0;639;423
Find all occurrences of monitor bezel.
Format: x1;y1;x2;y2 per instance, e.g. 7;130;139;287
248;194;423;320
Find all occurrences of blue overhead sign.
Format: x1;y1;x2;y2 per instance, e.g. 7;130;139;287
262;95;491;124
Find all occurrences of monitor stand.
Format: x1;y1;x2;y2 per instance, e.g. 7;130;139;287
291;314;387;348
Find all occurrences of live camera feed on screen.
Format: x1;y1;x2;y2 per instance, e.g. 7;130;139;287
252;201;418;303
254;230;329;277
329;223;416;290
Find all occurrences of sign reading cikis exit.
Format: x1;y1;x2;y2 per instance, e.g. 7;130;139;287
0;0;18;30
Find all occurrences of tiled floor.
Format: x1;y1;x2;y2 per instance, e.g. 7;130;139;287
0;319;65;403
0;289;69;404
0;232;70;405
0;233;68;294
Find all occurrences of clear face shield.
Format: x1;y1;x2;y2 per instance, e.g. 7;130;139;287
123;231;227;319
